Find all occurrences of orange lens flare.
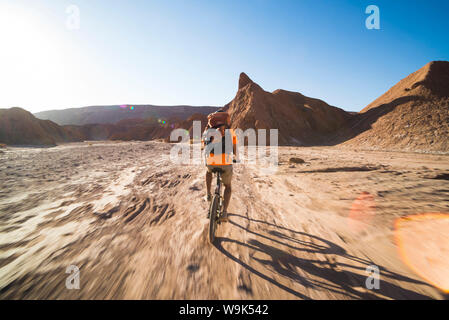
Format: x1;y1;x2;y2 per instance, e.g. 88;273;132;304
394;213;449;293
347;192;376;233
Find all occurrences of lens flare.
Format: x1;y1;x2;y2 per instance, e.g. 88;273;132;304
347;191;376;233
394;213;449;293
130;106;134;110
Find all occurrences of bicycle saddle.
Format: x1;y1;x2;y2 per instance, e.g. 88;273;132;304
211;167;224;173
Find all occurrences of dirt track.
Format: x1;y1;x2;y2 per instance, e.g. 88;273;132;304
0;141;448;299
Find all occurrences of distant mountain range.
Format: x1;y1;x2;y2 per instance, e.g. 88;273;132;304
34;105;219;126
1;61;448;152
0;107;210;146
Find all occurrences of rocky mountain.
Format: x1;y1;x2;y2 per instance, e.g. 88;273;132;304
0;107;81;146
34;105;219;126
340;61;449;152
224;73;351;145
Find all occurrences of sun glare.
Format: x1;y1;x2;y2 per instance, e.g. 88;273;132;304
395;213;449;293
0;2;72;111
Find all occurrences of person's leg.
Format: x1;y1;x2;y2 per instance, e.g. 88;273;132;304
221;165;233;215
223;183;232;213
205;169;213;218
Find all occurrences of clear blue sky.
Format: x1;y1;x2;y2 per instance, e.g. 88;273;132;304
1;0;448;113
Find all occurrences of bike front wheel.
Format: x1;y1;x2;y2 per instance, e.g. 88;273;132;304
209;195;219;244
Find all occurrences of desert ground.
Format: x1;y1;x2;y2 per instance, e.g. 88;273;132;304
0;141;448;299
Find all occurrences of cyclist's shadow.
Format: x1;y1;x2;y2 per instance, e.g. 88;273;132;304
213;213;433;300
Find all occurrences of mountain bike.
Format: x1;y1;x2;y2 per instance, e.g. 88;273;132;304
208;159;239;244
208;167;224;244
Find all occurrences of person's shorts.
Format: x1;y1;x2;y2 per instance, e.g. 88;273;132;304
206;165;233;186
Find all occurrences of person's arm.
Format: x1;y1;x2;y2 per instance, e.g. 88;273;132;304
233;143;239;162
201;128;208;149
232;130;239;162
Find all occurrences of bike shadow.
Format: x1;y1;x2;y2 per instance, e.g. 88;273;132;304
214;213;434;300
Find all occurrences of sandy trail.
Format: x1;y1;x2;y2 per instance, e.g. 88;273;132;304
0;141;448;299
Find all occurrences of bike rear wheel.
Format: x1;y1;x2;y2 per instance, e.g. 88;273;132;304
209;195;219;244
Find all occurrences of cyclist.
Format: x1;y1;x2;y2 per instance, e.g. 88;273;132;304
203;110;239;222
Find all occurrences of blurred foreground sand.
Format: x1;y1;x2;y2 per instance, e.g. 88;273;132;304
0;141;448;299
